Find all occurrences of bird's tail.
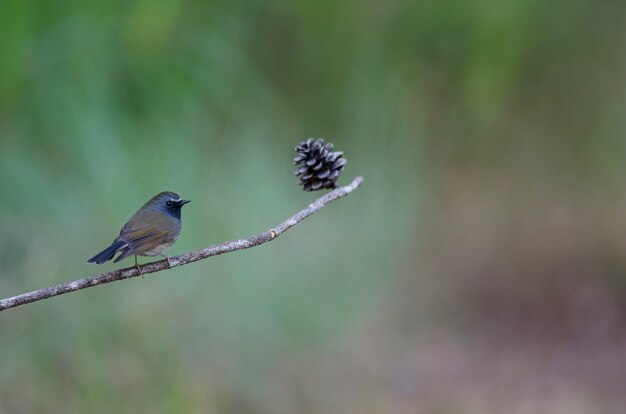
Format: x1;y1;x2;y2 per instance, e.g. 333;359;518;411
87;240;126;264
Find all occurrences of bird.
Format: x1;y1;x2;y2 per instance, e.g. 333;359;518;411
87;191;190;273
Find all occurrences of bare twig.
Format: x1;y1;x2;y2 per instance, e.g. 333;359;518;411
0;176;364;312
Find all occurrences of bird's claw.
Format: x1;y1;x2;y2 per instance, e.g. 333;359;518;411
134;256;144;277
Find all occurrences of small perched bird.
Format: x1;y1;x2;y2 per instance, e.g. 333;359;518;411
87;191;190;272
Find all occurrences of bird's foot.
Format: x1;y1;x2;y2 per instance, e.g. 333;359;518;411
134;256;144;277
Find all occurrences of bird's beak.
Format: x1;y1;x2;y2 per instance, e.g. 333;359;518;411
180;199;191;205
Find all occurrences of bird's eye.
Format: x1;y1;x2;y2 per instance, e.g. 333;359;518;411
166;200;173;207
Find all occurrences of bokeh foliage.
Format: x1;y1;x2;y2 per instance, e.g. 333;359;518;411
1;0;625;412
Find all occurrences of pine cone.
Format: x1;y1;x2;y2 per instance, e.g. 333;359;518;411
294;138;347;191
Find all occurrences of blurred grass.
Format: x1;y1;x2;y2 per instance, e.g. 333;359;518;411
1;0;625;413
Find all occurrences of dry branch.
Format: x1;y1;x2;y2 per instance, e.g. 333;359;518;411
0;176;364;312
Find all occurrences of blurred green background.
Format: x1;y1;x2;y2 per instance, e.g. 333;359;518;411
1;0;626;412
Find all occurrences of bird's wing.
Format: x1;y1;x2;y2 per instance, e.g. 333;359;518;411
119;210;180;252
